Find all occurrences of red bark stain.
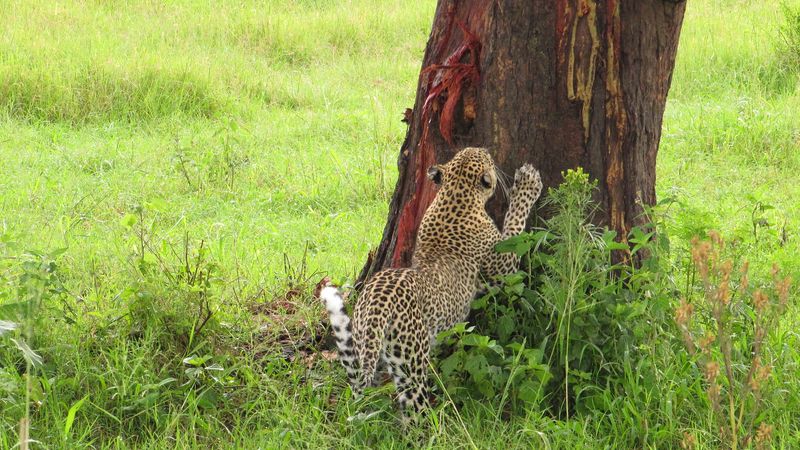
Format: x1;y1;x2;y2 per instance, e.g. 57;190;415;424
420;21;481;145
392;145;436;267
555;0;572;69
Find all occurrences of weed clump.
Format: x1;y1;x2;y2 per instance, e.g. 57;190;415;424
676;232;791;450
0;220;237;445
778;3;800;72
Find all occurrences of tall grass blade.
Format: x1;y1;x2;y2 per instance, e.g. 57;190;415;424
63;395;88;439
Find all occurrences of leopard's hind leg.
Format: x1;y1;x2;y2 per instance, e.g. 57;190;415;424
383;315;431;415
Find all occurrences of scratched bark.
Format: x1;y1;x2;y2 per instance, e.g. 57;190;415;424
357;0;686;284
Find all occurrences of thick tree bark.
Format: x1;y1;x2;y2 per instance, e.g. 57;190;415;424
358;0;686;284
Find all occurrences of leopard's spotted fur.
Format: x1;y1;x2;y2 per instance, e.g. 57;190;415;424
318;147;543;415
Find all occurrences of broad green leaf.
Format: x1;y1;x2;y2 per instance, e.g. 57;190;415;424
495;234;532;256
63;395;88;438
183;355;211;367
120;213;138;228
23;374;45;404
197;388;221;409
497;315;515;341
476;378;495;398
523;348;544;366
439;352;463;377
460;333;490;348
464;354;489;383
518;380;542;403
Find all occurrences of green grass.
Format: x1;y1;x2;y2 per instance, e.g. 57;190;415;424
660;0;800;279
1;0;799;448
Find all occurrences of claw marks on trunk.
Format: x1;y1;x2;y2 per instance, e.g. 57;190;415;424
420;22;482;146
392;147;436;267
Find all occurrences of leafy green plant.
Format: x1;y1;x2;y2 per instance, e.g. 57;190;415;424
435;322;551;414
119;203;221;350
170;119;250;194
0;247;67;447
209;118;250;191
172;139;201;192
747;195;776;241
435;169;672;418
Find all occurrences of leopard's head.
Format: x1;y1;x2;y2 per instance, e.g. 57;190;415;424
426;147;497;202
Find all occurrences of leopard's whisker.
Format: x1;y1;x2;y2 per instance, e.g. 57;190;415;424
495;164;512;201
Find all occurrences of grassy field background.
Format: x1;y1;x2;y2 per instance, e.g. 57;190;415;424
1;0;798;448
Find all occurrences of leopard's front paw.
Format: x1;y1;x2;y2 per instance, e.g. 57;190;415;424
512;164;543;193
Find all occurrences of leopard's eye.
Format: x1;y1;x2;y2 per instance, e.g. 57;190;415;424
481;173;492;189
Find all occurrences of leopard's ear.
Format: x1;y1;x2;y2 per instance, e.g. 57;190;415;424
427;165;442;185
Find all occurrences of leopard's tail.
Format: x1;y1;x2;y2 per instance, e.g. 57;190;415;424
351;299;388;396
318;283;360;390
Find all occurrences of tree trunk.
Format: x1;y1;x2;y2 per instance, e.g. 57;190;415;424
358;0;686;284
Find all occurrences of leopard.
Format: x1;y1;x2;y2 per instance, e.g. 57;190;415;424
316;147;543;417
